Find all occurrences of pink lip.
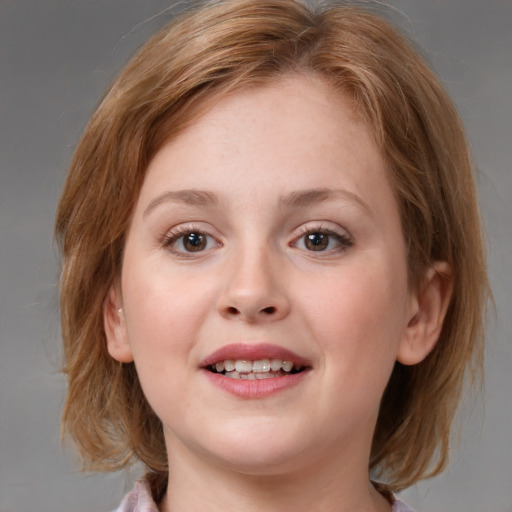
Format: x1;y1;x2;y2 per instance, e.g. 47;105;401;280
200;343;311;368
200;343;311;399
202;370;309;399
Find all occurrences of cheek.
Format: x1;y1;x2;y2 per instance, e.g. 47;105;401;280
120;264;216;417
304;258;409;375
121;260;216;365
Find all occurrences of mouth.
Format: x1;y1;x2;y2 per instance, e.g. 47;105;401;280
200;343;311;379
200;344;310;398
207;358;305;380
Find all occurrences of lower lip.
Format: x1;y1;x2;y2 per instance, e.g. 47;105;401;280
202;369;309;399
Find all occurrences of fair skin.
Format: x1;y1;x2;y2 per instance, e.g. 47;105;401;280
105;74;452;512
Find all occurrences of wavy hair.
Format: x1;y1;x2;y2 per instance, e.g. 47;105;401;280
55;0;490;495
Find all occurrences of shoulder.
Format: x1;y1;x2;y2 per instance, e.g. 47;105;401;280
111;479;415;512
372;482;416;512
110;480;159;512
392;499;416;512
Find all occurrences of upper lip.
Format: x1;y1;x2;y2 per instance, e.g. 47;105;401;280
200;343;311;368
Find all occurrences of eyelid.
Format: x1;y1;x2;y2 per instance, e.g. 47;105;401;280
295;221;352;239
291;221;353;253
159;221;352;256
161;223;222;255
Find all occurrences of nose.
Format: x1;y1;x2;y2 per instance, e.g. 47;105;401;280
216;246;291;323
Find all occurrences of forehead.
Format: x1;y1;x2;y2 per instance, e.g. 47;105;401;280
147;76;381;180
134;74;397;225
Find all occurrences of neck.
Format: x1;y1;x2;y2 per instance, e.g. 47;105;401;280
159;441;391;512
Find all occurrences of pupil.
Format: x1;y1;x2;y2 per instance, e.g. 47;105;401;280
306;233;328;251
184;233;206;252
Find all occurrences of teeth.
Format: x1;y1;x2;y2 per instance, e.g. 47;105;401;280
225;371;276;380
252;359;270;372
270;359;282;371
282;360;293;372
255;372;275;379
211;358;301;376
224;360;235;371
234;360;252;373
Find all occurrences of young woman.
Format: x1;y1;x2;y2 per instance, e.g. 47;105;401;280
55;1;490;511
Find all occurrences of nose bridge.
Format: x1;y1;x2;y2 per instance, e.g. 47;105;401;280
217;238;289;322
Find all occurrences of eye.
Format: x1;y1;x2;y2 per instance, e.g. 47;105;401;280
292;226;352;254
163;227;220;254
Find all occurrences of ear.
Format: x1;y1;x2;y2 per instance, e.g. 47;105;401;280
397;261;453;366
103;284;134;363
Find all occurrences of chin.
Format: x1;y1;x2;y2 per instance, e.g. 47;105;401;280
210;447;309;477
205;421;320;476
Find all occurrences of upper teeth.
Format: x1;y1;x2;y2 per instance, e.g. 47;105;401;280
213;358;297;374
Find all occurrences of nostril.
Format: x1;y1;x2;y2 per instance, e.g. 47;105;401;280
222;305;279;318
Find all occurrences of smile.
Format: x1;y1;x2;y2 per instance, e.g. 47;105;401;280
201;343;311;398
208;359;305;379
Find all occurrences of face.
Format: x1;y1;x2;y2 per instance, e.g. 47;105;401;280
107;75;425;478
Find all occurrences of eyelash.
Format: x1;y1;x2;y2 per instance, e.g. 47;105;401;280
161;223;353;256
162;224;221;255
292;224;353;254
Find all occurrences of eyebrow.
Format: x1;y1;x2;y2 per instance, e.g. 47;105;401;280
281;188;373;216
143;187;372;217
143;189;219;217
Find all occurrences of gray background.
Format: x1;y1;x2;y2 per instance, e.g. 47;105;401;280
0;1;510;511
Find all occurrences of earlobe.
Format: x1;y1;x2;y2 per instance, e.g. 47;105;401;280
397;262;453;366
103;285;134;363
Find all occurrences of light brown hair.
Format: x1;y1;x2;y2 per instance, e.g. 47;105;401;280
55;0;490;493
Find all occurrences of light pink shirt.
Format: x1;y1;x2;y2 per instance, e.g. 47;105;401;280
112;480;416;512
